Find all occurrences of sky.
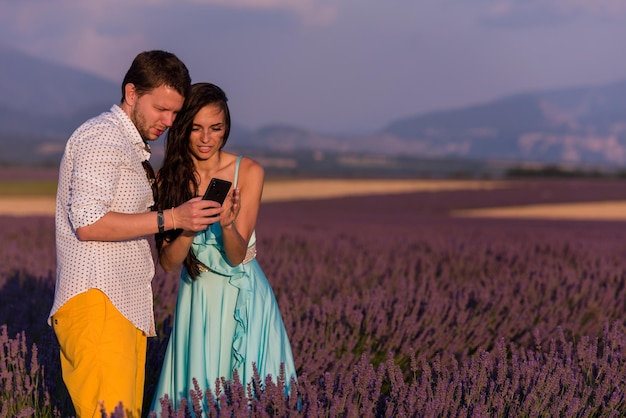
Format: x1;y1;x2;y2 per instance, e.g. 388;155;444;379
2;0;626;135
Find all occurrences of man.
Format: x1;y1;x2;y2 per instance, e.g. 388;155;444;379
48;50;222;417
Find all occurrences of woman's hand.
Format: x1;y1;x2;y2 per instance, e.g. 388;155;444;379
220;188;240;229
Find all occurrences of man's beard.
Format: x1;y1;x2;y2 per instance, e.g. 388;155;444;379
131;106;151;140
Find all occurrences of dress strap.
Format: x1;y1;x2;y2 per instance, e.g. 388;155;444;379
234;155;243;188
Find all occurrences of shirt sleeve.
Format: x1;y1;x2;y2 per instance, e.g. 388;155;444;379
67;122;127;229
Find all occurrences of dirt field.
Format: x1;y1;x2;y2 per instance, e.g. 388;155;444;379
0;179;502;217
0;197;57;216
452;200;626;221
2;178;626;220
260;179;503;201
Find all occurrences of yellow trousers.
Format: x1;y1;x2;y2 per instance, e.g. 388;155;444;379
52;289;147;418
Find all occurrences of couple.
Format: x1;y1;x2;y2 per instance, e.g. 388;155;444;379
48;50;297;417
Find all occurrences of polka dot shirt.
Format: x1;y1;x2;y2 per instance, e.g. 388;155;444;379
49;105;157;336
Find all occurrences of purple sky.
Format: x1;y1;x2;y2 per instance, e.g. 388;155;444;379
2;0;626;134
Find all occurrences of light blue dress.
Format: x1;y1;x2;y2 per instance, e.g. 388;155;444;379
150;156;297;414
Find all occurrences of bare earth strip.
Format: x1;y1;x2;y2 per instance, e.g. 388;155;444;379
0;197;57;216
453;201;626;221
0;179;502;217
261;179;503;202
2;179;626;221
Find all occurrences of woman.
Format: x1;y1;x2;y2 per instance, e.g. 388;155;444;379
150;83;297;413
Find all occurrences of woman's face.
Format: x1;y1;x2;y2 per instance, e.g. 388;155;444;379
188;103;226;161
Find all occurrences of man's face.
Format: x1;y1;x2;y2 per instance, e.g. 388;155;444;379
128;85;185;141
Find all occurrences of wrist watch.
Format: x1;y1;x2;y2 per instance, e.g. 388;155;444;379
157;210;165;233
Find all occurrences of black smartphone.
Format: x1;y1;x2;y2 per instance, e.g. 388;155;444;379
202;178;232;205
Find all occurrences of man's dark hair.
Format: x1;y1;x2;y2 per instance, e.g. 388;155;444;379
121;50;191;103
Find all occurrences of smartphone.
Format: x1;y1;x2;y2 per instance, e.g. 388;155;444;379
202;178;232;205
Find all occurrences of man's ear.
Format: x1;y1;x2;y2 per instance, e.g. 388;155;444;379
124;83;137;106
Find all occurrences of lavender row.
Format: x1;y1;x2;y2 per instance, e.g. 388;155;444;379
3;322;625;416
1;180;626;415
0;168;59;182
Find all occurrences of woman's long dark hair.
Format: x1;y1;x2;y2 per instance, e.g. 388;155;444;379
156;82;231;278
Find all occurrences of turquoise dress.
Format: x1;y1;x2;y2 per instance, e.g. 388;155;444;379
150;157;297;414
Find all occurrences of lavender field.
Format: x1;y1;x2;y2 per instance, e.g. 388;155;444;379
2;178;626;417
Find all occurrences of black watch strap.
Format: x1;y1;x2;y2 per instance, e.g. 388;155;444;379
157;210;165;233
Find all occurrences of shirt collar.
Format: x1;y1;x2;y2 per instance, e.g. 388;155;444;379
110;104;152;161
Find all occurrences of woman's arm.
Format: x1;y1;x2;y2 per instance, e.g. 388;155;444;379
221;158;264;265
158;197;224;272
158;231;196;272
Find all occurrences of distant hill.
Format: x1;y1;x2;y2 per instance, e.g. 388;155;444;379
0;45;119;165
0;45;119;118
2;45;626;171
382;80;626;165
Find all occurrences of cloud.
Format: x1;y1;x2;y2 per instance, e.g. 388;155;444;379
188;0;338;26
0;2;151;79
481;0;626;27
0;0;337;80
556;0;626;16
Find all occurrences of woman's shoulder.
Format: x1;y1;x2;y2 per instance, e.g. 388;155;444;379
223;153;264;176
239;155;264;173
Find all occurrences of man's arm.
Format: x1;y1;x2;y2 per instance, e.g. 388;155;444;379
76;199;223;242
76;211;168;241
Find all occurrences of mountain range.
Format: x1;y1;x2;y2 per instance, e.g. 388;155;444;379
2;45;626;170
